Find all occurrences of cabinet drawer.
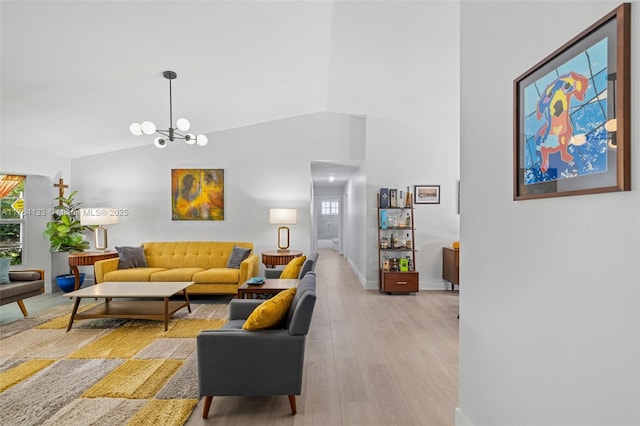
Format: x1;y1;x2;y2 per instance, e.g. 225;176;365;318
382;272;419;293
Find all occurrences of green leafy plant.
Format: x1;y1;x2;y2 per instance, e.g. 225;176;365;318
43;190;91;253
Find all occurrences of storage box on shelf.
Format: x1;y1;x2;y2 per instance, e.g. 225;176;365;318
377;189;419;294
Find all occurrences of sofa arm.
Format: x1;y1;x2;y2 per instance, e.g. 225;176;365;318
228;299;263;320
238;254;259;285
94;258;119;283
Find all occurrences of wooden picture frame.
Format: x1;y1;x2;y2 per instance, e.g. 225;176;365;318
513;3;630;200
414;185;440;204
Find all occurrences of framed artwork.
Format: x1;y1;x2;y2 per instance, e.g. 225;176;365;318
414;185;440;204
171;169;224;220
513;3;630;200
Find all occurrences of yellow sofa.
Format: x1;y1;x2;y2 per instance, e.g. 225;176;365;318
94;241;259;295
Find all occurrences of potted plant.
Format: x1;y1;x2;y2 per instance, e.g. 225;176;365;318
43;190;90;291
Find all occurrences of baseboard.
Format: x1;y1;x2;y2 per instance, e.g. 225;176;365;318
455;407;473;426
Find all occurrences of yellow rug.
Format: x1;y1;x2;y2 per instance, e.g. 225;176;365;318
83;359;185;399
0;302;229;426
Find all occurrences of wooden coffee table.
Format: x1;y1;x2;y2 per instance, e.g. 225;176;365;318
237;278;299;299
65;281;193;331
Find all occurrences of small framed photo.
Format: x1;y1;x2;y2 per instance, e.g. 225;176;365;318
414;185;440;204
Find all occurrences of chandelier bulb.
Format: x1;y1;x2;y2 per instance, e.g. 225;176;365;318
185;134;196;145
196;134;208;146
130;123;143;136
141;121;156;135
177;118;191;131
154;137;167;149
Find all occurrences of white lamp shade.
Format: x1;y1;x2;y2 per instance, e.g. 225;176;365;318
154;137;167;148
269;208;297;225
176;118;190;131
79;208;119;226
141;121;156;135
129;122;143;136
196;134;208;146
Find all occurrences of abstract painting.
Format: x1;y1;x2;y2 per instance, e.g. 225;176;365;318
513;4;630;200
171;169;224;220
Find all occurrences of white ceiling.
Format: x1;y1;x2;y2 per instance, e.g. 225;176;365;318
1;0;336;159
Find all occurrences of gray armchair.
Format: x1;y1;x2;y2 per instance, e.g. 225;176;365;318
197;271;317;418
264;251;319;279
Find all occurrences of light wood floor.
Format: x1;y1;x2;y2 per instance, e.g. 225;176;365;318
186;249;460;425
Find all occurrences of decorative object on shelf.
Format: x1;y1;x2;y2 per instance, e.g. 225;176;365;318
414;185;440;204
379;188;389;208
130;70;208;149
405;186;412;207
514;4;630;200
269;208;297;250
452;241;460;249
79;208;119;250
389;189;397;207
171;169;224;220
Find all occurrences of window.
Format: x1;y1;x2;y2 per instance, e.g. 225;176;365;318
321;201;339;215
0;176;25;265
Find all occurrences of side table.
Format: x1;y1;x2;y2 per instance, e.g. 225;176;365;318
237;278;299;299
442;247;459;291
68;251;119;291
261;250;303;268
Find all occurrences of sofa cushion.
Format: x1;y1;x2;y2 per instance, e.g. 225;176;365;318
143;241;254;269
103;267;167;282
192;268;240;284
116;246;148;269
9;271;41;281
280;256;306;279
226;246;252;269
150;268;205;282
0;280;44;298
0;258;10;284
243;287;297;330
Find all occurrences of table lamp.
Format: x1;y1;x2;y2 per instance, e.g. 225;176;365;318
269;208;296;251
79;208;119;250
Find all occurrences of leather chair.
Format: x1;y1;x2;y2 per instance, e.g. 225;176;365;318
197;271;317;418
264;251;318;279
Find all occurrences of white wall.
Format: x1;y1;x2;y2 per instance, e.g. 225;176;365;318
327;1;461;289
71;112;365;279
458;1;640;425
365;116;460;289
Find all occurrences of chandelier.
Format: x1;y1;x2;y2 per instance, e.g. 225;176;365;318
129;70;208;149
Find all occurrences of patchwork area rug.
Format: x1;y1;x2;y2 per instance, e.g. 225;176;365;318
0;300;230;426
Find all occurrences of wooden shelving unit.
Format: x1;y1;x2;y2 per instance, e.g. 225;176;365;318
377;192;419;294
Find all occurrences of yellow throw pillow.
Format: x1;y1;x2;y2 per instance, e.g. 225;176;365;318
242;287;297;330
279;256;306;279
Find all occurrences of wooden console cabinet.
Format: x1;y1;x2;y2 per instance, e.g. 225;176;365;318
442;247;459;291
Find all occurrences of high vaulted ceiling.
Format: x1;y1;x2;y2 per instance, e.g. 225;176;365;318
1;0;336;159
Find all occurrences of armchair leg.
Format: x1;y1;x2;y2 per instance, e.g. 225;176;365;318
16;300;28;317
202;395;213;419
288;395;297;415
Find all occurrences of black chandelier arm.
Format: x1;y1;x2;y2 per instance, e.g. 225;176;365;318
155;129;171;138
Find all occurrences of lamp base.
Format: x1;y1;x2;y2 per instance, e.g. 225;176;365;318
277;226;290;251
94;226;109;251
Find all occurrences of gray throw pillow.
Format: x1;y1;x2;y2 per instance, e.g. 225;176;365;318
116;246;148;269
0;258;10;284
226;246;252;269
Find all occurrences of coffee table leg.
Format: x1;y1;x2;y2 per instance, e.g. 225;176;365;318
67;297;81;332
183;289;192;313
164;297;169;331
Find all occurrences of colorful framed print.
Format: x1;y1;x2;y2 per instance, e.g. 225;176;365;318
171;169;224;220
414;185;440;205
513;3;630;200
